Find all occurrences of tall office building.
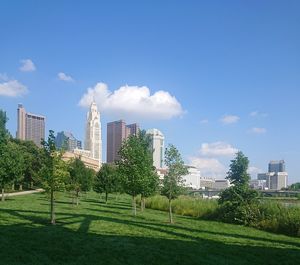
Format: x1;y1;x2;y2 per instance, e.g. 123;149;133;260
17;104;45;146
55;131;82;151
268;160;285;173
257;160;288;190
84;102;102;165
107;120;139;163
146;128;164;169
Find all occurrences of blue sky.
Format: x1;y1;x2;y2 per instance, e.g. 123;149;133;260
0;0;299;183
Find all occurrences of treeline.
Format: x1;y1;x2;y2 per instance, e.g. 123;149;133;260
0;109;188;225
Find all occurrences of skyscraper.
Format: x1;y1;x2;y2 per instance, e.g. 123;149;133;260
84;102;102;165
106;120;139;163
17;104;45;146
268;160;285;173
146;128;165;169
55;131;82;151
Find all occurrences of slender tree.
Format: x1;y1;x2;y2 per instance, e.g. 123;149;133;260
117;133;155;216
161;144;188;223
40;130;69;224
94;163;118;203
0;141;25;201
68;157;94;205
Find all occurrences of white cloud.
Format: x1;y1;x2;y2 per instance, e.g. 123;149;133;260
0;80;28;97
248;166;263;179
0;73;9;81
200;142;238;157
250;111;268;118
200;119;209;124
220;114;240;124
79;82;184;120
189;157;227;178
19;59;36;72
249;127;267;134
58;72;74;82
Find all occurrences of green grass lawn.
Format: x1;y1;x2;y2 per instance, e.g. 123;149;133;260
0;192;299;265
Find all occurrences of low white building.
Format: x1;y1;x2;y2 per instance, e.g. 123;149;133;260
212;179;230;190
182;166;201;189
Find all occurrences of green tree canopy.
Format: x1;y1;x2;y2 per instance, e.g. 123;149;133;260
226;151;250;186
40;130;70;224
161;144;188;223
94;163;119;203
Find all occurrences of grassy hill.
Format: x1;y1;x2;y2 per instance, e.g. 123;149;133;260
0;192;299;265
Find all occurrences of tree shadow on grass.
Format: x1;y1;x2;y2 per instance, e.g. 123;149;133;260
0;222;299;265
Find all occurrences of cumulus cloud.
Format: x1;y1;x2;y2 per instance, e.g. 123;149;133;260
248;166;263;179
0;80;28;97
19;59;36;72
249;127;267;134
200;142;238;157
189;157;227;178
79;82;184;120
0;73;9;81
220;114;240;124
250;111;268;118
200;119;209;124
58;72;74;82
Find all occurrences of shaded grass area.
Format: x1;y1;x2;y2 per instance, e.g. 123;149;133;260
0;193;300;265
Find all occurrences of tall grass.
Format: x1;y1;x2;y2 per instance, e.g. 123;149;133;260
144;195;218;219
144;195;300;237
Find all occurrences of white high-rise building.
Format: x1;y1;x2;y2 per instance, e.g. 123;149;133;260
146;128;164;169
84;102;102;166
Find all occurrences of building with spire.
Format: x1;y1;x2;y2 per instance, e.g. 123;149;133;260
84;102;102;166
146;128;165;169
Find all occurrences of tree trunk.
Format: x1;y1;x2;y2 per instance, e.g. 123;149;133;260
105;192;108;204
140;196;144;211
19;184;23;191
11;183;14;191
1;188;4;202
169;199;173;224
76;190;79;206
50;189;55;225
132;195;137;216
143;197;146;211
30;181;33;189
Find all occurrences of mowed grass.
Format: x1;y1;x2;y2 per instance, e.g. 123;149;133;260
0;192;300;265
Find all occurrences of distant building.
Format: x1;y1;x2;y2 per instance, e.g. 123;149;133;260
62;151;100;171
269;160;285;173
182;166;201;189
257;161;288;190
107;120;139;163
212;179;230;190
17;104;45;147
84;102;102;166
55;131;81;151
146;128;165;169
249;179;267;190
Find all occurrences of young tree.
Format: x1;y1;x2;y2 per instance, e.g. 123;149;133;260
0;141;25;201
40;130;69;224
161;144;188;223
117;133;156;216
68;157;94;205
219;151;258;224
94;163;118;203
226;151;250;186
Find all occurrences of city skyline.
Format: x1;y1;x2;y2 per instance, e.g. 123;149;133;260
0;1;299;183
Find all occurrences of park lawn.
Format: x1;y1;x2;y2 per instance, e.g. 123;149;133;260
0;192;299;265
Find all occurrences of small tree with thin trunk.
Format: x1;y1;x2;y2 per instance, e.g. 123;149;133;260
40;130;69;224
0;141;25;201
68;157;94;206
117;133;154;216
94;163;118;203
161;144;188;223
